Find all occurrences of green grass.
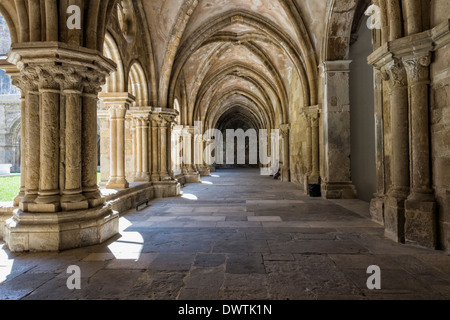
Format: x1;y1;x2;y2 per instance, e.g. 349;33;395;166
0;175;21;202
0;173;102;202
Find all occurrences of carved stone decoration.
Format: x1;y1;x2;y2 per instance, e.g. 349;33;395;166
385;58;408;88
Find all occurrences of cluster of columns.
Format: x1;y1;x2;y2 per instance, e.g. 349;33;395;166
9;49;110;213
98;99;178;187
368;38;437;248
1;43;118;252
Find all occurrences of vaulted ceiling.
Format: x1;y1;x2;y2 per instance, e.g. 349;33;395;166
141;0;331;130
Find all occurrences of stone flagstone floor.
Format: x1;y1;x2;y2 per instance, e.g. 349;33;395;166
0;169;449;300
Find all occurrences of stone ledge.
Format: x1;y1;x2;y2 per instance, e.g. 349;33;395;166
0;203;15;241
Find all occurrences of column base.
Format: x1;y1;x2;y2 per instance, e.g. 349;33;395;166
198;167;211;177
405;195;437;249
153;180;181;198
106;178;129;189
13;191;25;207
30;194;61;213
321;182;357;199
370;195;385;225
384;194;407;243
84;190;106;208
133;173;151;182
183;173;201;183
4;205;119;252
19;193;38;212
61;193;89;212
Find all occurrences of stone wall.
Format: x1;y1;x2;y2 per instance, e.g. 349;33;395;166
430;5;450;249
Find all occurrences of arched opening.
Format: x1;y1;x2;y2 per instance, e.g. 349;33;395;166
349;2;377;202
0;12;20;201
98;32;127;186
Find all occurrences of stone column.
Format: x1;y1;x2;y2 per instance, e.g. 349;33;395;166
59;69;89;211
403;52;437;248
159;114;175;181
82;73;105;208
4;43;118;252
172;125;183;174
31;67;61;213
302;106;320;189
151;114;160;182
280;124;290;182
311;114;320;185
320;61;357;199
98;93;135;189
383;58;410;243
141;118;150;181
181;125;201;183
19;68;40;211
129;108;151;182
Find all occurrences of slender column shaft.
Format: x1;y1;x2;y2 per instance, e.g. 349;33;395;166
142;120;149;176
151;118;159;180
109;109;118;181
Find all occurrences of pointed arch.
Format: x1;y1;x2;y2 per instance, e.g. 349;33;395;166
128;60;149;107
103;32;125;93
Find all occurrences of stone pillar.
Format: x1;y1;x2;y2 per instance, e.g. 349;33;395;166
4;43;118;252
151;114;160;182
403;52;437;248
98;93;135;189
280;124;290;182
181;125;201;183
20;68;40;211
31;68;61;213
302;106;320;190
149;109;180;197
383;58;410;243
320;61;357;199
82;73;105;208
172;125;183;174
59;69;89;211
129;108;151;182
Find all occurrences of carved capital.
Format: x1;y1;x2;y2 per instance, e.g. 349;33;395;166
403;53;431;84
38;66;62;91
19;65;40;92
83;70;107;95
385;59;407;88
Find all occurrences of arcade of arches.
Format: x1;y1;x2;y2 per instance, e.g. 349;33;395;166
0;0;449;257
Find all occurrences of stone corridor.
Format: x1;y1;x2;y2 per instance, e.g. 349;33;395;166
0;169;449;300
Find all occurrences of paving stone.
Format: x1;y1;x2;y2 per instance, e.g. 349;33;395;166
221;273;270;300
148;253;196;271
194;254;226;267
226;254;266;274
1;169;449;300
0;273;57;300
213;240;270;253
